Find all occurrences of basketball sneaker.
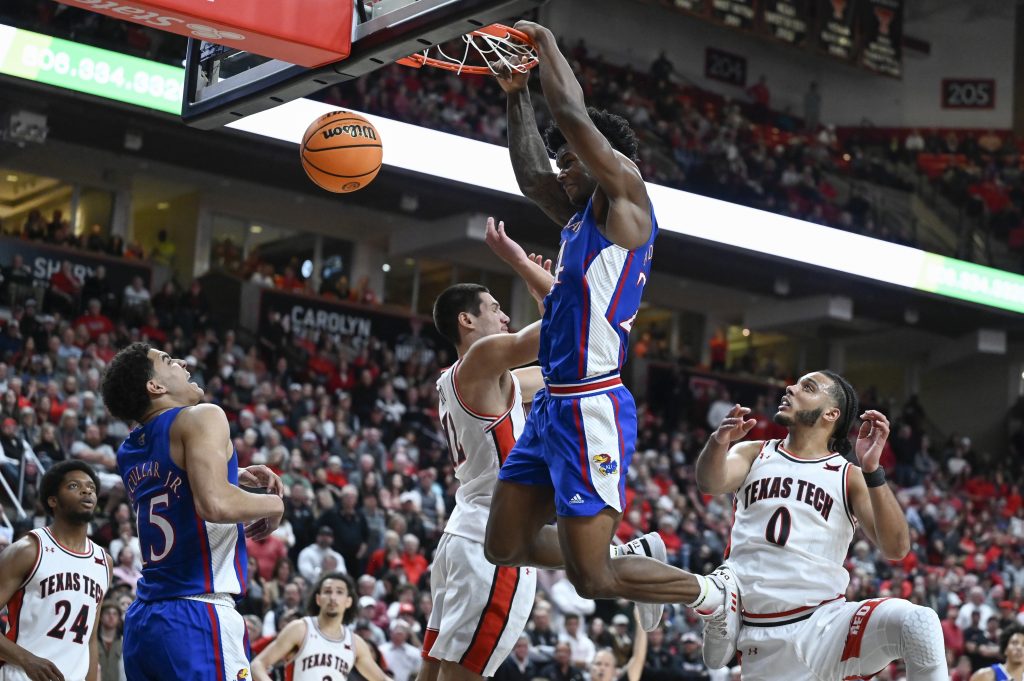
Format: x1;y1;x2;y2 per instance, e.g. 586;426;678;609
695;564;740;669
613;532;667;631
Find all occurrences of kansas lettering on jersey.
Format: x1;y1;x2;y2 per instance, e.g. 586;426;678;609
289;617;355;681
116;406;247;601
726;440;856;620
540;197;657;383
436;361;525;544
1;528;108;681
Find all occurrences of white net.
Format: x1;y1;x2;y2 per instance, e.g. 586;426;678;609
407;25;537;75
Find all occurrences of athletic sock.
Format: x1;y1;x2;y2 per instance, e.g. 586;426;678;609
611;536;655;558
686;574;724;612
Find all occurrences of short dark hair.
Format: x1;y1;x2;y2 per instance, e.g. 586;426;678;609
1000;623;1024;656
40;461;100;515
101;342;154;423
544;107;639;162
821;370;858;458
308;571;356;623
433;284;488;347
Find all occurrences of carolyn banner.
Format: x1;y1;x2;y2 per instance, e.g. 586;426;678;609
0;236;152;293
257;289;446;362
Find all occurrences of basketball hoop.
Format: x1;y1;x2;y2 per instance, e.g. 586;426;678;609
397;24;538;76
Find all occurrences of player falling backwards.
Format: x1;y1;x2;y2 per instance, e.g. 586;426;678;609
0;461;112;681
251;572;388;681
696;370;947;678
420;226;665;681
101;343;285;681
483;20;729;634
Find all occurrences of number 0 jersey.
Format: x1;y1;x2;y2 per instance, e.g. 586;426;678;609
725;439;857;621
116;406;247;601
436;361;525;544
1;528;108;681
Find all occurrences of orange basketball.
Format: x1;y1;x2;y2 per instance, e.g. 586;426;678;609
300;111;383;193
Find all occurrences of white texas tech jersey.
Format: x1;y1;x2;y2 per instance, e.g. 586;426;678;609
1;528;109;681
725;439;857;622
290;617;355;681
437;360;526;544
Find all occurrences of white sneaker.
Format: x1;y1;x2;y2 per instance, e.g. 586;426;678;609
614;532;667;631
696;564;740;669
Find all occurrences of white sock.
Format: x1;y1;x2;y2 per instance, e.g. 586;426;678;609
686;574;724;612
611;535;655;558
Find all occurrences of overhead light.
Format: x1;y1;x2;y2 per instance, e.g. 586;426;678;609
5;174;17;182
742;328;751;337
382;263;391;273
156;202;169;210
250;224;263;234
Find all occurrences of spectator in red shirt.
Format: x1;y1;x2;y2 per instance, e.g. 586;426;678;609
48;260;81;316
74;298;115;340
746;75;771;123
246;532;289;582
399;533;428;587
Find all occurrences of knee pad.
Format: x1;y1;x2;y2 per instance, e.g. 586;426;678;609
897;603;944;669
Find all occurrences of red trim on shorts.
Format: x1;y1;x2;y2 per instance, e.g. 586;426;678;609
547;376;623;395
743;594;844;619
206;602;226;681
459;566;520;673
841;598;891;662
608;391;626;509
422;627;441;661
573;399;593;493
488;416;517;466
578;275;591;378
5;589;24;644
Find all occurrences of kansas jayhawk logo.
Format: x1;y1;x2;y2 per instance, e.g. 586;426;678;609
592;454;618;476
236;669;249;680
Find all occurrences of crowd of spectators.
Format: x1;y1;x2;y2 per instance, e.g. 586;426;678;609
0;246;1022;680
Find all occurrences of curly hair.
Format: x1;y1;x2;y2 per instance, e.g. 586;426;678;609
40;460;100;515
308;571;357;623
1000;623;1024;656
101;342;154;423
821;370;859;459
544;107;639;162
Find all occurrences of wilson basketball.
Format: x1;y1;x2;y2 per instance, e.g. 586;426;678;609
300;111;383;193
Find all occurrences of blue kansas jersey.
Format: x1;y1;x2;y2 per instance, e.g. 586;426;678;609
117;407;247;601
540;197;657;383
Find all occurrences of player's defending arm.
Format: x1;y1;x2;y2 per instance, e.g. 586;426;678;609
513;366;544;406
250;619;306;681
495;53;574;226
514;21;651;250
0;536;66;681
847;410;911;560
179;404;284;528
622;609;648;681
352;632;390;681
85;555;113;681
695;405;760;495
484;216;554;310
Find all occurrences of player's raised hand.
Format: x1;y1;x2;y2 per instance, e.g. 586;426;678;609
712;404;756;445
492;55;531;94
528;252;553;274
17;652;65;681
239;465;284;497
484;217;529;265
855;410;890;473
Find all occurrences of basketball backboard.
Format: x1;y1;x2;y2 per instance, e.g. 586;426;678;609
182;0;545;129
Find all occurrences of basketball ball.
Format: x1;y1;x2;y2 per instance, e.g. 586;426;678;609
300;111;383;193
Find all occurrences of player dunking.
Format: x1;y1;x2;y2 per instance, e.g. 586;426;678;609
483;20;725;634
696;370;947;679
101;343;285;681
0;461;112;681
421;226;668;681
970;624;1024;681
250;572;388;681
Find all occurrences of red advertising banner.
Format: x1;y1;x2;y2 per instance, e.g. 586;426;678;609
54;0;353;67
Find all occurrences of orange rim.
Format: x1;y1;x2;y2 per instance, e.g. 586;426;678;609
397;23;538;75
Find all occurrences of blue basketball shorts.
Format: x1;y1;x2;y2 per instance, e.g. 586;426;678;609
123;596;250;681
498;375;636;517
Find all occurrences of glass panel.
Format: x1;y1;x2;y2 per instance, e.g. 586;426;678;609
383;257;415;310
416;259;456;315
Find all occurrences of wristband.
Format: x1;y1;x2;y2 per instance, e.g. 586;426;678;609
863;467;886;488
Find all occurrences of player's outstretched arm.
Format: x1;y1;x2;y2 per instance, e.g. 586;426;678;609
0;535;67;681
352;632;390;681
494;55;574;226
695;405;760;495
179;404;285;525
484;217;555;305
621;608;648;681
250;619;306;681
513;21;651;250
513;366;544;405
848;410;911;560
461;320;542;380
